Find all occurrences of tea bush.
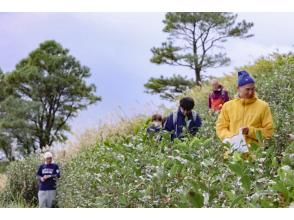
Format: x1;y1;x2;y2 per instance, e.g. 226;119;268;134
1;53;294;207
57;53;294;207
57;123;286;207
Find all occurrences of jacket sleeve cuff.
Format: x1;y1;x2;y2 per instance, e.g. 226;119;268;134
248;126;256;139
220;131;237;140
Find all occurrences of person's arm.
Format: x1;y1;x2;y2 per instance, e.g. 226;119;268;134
224;90;230;102
36;165;45;182
194;114;202;130
247;104;274;140
146;125;154;134
50;165;61;179
163;113;176;140
55;165;61;178
208;93;212;109
189;114;202;135
163;113;174;132
216;104;236;140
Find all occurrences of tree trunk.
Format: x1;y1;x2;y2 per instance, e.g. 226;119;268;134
2;147;14;161
195;68;202;86
39;136;47;150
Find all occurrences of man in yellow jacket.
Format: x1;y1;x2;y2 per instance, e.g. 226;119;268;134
216;70;274;145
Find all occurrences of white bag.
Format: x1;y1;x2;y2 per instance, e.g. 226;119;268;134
223;128;249;153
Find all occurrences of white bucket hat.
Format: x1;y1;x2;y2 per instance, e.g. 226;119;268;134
44;151;53;159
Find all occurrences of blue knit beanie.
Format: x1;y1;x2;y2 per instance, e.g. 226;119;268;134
238;70;255;87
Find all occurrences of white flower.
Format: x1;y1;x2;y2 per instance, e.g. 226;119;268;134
281;165;291;171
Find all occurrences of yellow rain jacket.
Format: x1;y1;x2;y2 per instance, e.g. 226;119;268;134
216;94;274;144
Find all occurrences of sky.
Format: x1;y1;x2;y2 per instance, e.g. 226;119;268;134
1;12;294;145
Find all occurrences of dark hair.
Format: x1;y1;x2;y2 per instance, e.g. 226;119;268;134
151;114;162;122
179;97;195;110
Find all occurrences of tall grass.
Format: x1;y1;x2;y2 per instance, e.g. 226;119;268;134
0;161;10;173
0;174;7;192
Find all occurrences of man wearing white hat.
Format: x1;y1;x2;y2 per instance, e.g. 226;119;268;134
36;151;60;208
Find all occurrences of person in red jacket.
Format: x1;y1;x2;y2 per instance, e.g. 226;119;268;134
208;79;229;112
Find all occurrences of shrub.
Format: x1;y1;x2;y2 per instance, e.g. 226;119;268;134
2;53;294;207
56;52;294;207
0;155;41;207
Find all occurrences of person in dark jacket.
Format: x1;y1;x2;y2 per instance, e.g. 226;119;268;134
208;79;229;112
36;151;60;208
164;97;202;140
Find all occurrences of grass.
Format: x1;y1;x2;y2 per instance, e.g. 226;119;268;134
0;174;7;192
0;161;9;173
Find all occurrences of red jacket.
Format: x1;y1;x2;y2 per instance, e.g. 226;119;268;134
208;86;229;111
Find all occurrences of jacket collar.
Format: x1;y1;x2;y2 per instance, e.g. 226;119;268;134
235;93;258;105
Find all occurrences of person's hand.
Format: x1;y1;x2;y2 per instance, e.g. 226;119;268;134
241;127;249;135
42;175;51;181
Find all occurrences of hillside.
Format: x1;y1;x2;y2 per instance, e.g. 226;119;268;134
1;52;294;208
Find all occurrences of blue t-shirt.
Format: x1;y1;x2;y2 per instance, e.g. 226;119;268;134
36;163;60;191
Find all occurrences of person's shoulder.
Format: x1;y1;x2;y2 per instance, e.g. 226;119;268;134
48;163;59;169
223;89;229;94
165;112;174;120
222;99;236;107
38;164;45;170
256;98;270;108
53;163;59;167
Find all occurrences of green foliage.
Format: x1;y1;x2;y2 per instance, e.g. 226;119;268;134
0;71;15;160
56;52;294;208
0;161;9;173
2;52;294;208
56;120;284;208
0;40;101;156
0;155;41;207
239;52;294;156
146;12;254;100
144;74;195;101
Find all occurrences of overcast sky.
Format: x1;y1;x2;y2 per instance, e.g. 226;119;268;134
1;12;294;143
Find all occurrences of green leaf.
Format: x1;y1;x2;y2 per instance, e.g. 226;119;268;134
256;130;263;145
232;152;243;162
228;162;244;176
250;142;259;152
240;175;251;191
272;181;289;201
119;195;127;206
189;137;201;148
187;191;204;208
230;195;245;208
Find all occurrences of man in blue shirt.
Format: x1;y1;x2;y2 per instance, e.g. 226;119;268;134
36;151;60;208
164;97;202;140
